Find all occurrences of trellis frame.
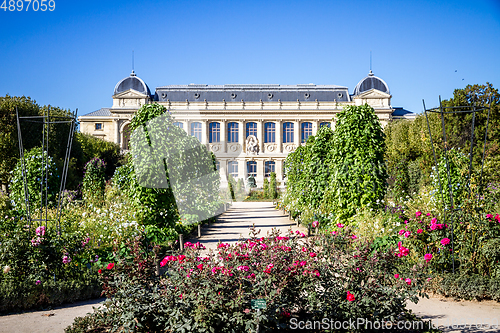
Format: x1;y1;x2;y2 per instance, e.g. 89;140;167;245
16;106;77;234
423;96;491;273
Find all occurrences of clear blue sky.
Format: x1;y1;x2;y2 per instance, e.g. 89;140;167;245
1;0;499;116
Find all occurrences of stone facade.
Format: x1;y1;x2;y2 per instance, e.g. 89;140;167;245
79;70;411;187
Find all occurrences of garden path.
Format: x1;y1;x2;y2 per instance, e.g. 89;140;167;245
186;201;308;251
406;295;500;332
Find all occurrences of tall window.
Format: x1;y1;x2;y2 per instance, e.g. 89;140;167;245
227;122;239;143
319;122;330;128
191;122;202;142
209;122;220;143
215;161;220;171
264;161;275;178
283;122;294;143
247;161;257;177
173;122;183;129
228;161;238;178
246;122;257;138
301;122;313;143
264;122;275;143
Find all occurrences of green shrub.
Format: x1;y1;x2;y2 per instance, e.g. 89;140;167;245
9;147;59;210
82;157;106;206
426;274;500;301
263;177;269;194
323;104;387;224
269;172;278;200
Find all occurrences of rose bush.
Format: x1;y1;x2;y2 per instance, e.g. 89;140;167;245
67;227;431;332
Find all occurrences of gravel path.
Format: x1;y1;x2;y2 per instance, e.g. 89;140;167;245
0;298;105;333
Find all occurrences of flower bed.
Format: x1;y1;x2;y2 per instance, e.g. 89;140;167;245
66;227;434;332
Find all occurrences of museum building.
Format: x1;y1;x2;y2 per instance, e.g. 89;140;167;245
78;71;413;187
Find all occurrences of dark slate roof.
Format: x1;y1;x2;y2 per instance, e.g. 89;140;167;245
353;71;390;95
392;107;415;117
82;108;112;117
155;84;351;102
114;71;151;96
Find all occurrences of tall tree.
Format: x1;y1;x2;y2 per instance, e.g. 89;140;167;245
0;95;41;187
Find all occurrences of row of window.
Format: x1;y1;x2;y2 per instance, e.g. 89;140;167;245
173;121;331;143
224;160;277;178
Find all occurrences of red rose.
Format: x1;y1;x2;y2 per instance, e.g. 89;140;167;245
346;291;355;302
98;269;102;274
107;263;115;270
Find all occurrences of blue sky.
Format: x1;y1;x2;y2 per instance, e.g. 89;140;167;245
1;0;499;116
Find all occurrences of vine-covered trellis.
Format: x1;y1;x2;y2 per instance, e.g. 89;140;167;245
16;106;77;233
423;96;491;273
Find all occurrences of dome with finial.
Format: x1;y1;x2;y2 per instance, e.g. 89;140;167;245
113;70;151;96
353;70;390;96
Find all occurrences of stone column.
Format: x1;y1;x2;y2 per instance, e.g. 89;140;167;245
238;158;247;181
114;119;120;145
314;120;320;136
257;120;264;153
276;120;282;153
219;158;228;187
294;120;300;147
202;120;208;145
238;120;245;146
256;159;264;187
276;158;284;184
220;120;226;153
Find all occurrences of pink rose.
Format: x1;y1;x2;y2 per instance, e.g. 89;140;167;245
309;252;317;258
394;274;399;279
405;278;411;285
486;214;493;219
312;220;319;228
424;253;433;262
496;214;500;223
337;223;344;228
415;211;422;218
441;238;450;246
417;229;423;234
35;226;46;236
404;231;411;238
399;229;405;236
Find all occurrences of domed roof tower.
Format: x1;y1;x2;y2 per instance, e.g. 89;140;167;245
113;70;151;96
353;70;390;96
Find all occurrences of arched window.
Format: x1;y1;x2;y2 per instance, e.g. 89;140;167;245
283;122;294;143
191;122;202;142
228;161;238;178
319;122;331;128
247;161;257;177
246;122;257;138
209;122;220;143
264;122;275;143
301;122;313;143
227;122;239;143
264;161;275;178
173;122;183;129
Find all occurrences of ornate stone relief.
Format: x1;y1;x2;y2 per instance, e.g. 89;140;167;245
227;143;241;153
283;143;296;152
246;135;259;155
265;144;277;153
210;144;221;152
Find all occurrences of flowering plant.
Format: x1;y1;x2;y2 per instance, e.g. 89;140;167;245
85;227;426;332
